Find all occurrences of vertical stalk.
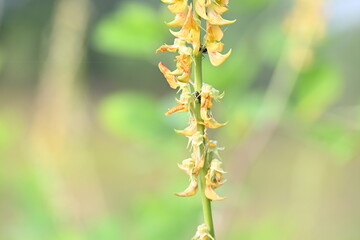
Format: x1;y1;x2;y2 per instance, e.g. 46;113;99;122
158;0;232;238
192;0;215;236
194;52;215;238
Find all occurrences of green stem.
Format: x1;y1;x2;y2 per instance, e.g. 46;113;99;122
192;1;215;237
194;52;216;238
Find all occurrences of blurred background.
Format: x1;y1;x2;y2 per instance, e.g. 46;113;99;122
0;0;359;239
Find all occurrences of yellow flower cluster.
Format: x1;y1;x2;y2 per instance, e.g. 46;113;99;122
192;224;214;240
157;0;234;202
157;0;235;85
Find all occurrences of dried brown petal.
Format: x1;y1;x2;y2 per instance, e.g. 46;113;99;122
165;104;188;115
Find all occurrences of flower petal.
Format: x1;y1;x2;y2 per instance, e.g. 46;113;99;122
177;71;191;83
208;49;232;66
165;103;188;115
212;4;229;15
178;158;195;175
205;118;227;129
166;14;187;27
166;4;189;27
217;0;229;6
205;185;226;201
156;44;178;53
175;177;198;197
200;108;211;121
168;0;187;14
158;62;179;89
207;7;236;26
206;23;224;42
161;0;176;3
195;0;210;20
175;119;197;136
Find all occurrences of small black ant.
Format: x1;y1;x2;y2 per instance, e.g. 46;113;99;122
200;46;207;54
195;91;201;103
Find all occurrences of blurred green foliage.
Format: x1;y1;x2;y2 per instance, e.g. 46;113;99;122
310;121;356;164
294;62;342;122
93;2;167;59
230;215;294;240
86;216;125;240
98;91;165;141
0;118;9;152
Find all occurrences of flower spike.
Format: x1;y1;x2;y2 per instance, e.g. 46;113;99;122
158;0;234;237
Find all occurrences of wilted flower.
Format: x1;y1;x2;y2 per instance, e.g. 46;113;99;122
178;157;196;175
165;85;193;115
188;131;205;168
192;224;214;240
176;175;198;197
199;84;226;128
175;116;197;136
165;103;188;116
200;108;227;129
205;159;226;201
158;62;179;89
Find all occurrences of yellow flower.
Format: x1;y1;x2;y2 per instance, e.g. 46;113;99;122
165;103;188;115
158;62;179;89
207;4;235;26
172;54;192;83
193;0;235;66
194;0;212;20
206;42;232;67
205;159;226;201
178;157;195;175
170;4;201;53
165;0;188;14
175;116;197;136
217;0;229;6
206;22;224;42
164;0;189;27
156;38;192;55
200;83;224;108
175;176;198;197
157;40;192;84
200;108;226;129
195;0;235;25
198;84;226;128
192;224;214;240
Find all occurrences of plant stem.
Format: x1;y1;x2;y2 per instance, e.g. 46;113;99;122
192;1;215;237
194;52;215;238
